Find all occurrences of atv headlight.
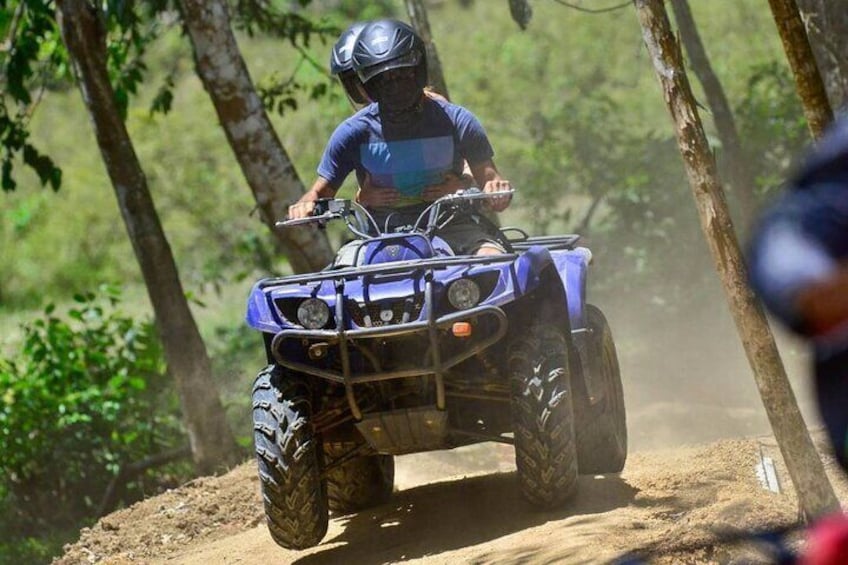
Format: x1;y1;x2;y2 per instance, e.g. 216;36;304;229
297;298;330;329
447;278;481;310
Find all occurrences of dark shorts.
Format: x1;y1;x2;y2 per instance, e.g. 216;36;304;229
434;215;506;255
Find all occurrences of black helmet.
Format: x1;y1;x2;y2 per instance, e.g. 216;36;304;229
330;22;369;105
351;19;427;99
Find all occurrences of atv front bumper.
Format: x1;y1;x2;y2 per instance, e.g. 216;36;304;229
269;277;508;420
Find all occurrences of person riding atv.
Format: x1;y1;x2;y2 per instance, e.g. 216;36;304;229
329;21;475;211
289;18;512;256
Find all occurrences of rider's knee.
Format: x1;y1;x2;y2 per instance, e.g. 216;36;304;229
475;242;506;256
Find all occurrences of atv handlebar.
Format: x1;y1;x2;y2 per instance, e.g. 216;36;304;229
275;199;353;229
414;187;514;234
276;188;514;237
437;187;514;202
275;214;335;228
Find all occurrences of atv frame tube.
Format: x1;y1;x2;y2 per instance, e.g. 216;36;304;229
270;271;509;419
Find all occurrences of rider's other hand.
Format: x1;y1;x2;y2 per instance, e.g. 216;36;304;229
483;179;513;212
288;200;316;220
358;187;400;207
422;173;472;202
358;173;400;207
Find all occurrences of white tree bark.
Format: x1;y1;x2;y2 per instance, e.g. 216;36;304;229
180;0;334;273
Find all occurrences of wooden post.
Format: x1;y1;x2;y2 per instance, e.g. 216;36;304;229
633;0;839;519
767;0;833;140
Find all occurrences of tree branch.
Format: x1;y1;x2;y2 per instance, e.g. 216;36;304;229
96;444;192;517
551;0;631;14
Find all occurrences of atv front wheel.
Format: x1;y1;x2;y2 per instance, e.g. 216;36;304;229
575;305;627;474
508;322;579;509
252;365;328;549
324;445;394;514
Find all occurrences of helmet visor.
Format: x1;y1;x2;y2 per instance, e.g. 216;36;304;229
357;50;422;83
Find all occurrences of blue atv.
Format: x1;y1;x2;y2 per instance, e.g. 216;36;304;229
245;190;627;549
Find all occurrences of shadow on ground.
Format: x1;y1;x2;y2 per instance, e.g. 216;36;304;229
294;471;639;565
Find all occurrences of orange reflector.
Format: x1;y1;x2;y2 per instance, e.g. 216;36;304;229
452;322;472;337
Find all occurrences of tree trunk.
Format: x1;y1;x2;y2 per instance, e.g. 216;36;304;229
796;0;848;110
767;0;834;140
633;0;839;520
670;0;757;231
404;0;451;99
180;0;333;274
56;0;240;475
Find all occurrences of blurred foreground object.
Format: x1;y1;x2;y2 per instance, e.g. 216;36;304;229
748;115;848;472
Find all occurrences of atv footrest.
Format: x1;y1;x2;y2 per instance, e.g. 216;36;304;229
355;406;448;455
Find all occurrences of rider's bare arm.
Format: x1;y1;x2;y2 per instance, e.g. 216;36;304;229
289;177;337;219
470;159;513;212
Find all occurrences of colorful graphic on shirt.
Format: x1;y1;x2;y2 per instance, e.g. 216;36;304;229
360;135;455;197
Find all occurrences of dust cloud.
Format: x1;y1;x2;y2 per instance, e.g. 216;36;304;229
603;278;818;452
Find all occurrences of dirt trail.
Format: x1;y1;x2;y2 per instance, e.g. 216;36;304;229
58;435;848;565
57;308;845;564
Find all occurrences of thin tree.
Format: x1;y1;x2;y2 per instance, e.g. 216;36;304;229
55;0;241;474
670;0;757;230
796;0;848;110
767;0;833;140
180;0;334;274
404;0;450;99
633;0;839;519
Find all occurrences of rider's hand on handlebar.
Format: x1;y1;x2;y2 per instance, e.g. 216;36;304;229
288;199;317;220
422;173;474;202
483;179;513;212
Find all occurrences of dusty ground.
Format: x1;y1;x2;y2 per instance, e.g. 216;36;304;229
57;433;848;565
56;305;848;564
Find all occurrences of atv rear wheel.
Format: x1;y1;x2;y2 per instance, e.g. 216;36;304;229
252;365;328;549
508;322;579;509
576;305;627;474
324;445;394;514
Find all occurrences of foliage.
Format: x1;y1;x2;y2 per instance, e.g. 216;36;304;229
0;286;188;562
733;61;808;197
0;0;343;192
0;1;64;191
0;1;181;192
232;1;342;118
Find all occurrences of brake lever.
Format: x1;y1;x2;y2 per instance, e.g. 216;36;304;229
275;213;337;228
443;188;514;202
